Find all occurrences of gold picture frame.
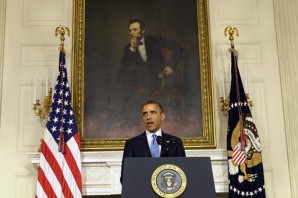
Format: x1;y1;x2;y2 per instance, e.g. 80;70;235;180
72;0;215;150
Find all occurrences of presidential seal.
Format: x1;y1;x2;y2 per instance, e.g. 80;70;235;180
151;164;187;198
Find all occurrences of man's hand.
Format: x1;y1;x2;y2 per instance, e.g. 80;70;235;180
130;37;138;51
163;66;174;75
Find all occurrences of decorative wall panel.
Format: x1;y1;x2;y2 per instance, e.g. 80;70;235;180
18;84;43;152
21;44;70;66
213;0;259;26
15;174;36;198
22;0;68;27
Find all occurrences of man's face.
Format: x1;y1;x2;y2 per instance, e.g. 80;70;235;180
142;104;165;132
128;22;145;39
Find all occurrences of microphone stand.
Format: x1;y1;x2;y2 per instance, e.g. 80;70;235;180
157;136;176;157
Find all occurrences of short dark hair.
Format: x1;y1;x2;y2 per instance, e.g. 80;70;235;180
128;18;146;30
142;100;163;113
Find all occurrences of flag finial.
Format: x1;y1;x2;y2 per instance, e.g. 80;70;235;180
55;25;70;44
55;25;70;53
224;25;239;45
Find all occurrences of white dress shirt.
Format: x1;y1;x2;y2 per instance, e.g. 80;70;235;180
137;37;147;62
146;129;162;154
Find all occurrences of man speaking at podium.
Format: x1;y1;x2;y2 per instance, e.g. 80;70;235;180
120;100;186;183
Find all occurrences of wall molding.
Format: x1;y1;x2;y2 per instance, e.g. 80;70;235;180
0;0;7;131
273;0;298;196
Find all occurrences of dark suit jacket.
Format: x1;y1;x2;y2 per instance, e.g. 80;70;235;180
120;131;186;183
119;35;182;93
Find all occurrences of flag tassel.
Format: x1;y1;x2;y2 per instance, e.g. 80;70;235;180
240;130;247;151
58;133;65;154
240;117;247;151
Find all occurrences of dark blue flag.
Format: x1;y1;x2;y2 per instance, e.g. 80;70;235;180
227;45;266;197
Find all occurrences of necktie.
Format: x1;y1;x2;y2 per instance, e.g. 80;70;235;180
150;134;159;157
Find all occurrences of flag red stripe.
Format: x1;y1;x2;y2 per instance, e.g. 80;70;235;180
37;167;56;197
232;149;240;156
234;156;246;164
234;151;243;159
233;151;242;161
232;147;246;164
74;133;81;154
65;133;82;190
64;134;82;193
42;139;73;197
234;155;246;164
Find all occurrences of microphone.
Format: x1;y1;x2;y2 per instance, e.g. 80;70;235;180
157;136;164;145
156;136;176;151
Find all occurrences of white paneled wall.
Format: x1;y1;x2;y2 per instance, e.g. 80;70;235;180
210;0;291;197
0;0;296;197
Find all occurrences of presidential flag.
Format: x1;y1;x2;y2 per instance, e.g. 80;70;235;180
227;45;266;197
36;48;82;197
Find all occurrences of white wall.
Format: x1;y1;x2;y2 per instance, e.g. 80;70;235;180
272;0;298;197
0;0;296;197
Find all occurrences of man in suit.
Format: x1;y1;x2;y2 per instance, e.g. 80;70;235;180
120;100;186;184
118;18;183;128
120;18;182;94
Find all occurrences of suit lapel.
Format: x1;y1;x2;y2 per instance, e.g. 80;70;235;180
138;132;152;157
160;131;168;157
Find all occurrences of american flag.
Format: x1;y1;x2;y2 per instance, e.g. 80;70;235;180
36;49;82;198
227;45;266;197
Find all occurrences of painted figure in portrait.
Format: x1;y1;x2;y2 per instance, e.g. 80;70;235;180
83;0;202;139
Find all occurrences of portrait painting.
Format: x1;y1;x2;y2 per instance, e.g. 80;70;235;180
72;0;215;150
